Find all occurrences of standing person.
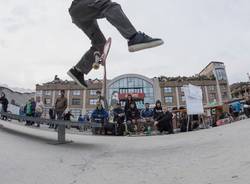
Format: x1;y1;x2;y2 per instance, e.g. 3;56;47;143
154;106;174;134
0;92;9;120
30;98;36;126
124;94;137;117
64;111;74;121
24;99;34;126
35;97;44;127
67;0;164;88
49;107;56;128
231;101;242;120
153;100;164;121
54;90;68;130
96;90;108;110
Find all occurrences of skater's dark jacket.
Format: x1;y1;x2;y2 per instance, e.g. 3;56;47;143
153;100;164;121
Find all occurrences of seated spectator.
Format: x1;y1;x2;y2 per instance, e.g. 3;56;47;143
154;106;174;134
141;103;153;119
141;103;154;132
113;102;125;135
91;102;109;134
78;114;84;122
113;102;125;124
126;103;141;132
77;114;88;131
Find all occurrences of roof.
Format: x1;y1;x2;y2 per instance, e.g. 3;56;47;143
199;61;225;75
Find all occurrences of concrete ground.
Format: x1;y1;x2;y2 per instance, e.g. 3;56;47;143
0;119;250;184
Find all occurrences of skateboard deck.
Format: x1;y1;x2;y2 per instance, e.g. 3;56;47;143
92;37;112;70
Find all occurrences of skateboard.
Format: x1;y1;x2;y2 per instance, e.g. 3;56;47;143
92;37;112;70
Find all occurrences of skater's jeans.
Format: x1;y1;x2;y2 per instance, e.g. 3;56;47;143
69;0;137;74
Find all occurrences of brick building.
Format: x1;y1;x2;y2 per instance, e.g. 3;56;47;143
36;62;231;118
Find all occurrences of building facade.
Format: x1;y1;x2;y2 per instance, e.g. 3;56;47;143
231;82;250;99
36;62;231;118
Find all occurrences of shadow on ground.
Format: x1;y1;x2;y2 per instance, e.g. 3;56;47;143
0;123;102;150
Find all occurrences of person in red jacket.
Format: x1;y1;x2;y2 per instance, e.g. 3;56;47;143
67;0;164;88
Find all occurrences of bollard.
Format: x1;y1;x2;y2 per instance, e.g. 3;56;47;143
57;124;66;144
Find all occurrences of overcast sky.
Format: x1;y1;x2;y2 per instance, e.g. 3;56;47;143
1;0;250;89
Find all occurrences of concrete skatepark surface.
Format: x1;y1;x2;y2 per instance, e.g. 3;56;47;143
0;119;250;184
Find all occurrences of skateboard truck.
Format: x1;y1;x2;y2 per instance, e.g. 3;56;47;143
92;51;103;70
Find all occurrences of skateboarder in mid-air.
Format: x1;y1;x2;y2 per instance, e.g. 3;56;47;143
68;0;164;89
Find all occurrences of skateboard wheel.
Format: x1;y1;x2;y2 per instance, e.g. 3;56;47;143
92;63;100;70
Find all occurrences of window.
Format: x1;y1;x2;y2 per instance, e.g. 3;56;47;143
221;85;227;90
44;98;51;105
215;68;227;81
164;87;172;93
208;86;216;91
222;92;228;99
36;91;42;96
72;90;81;96
209;93;216;100
165;96;173;103
90;90;97;96
72;98;81;105
89;99;98;105
180;87;185;92
45;91;51;96
181;95;186;102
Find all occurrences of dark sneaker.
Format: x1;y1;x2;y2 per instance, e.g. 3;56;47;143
67;67;88;89
128;32;164;52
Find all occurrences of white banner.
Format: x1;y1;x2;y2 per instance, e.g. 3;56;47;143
184;84;204;115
